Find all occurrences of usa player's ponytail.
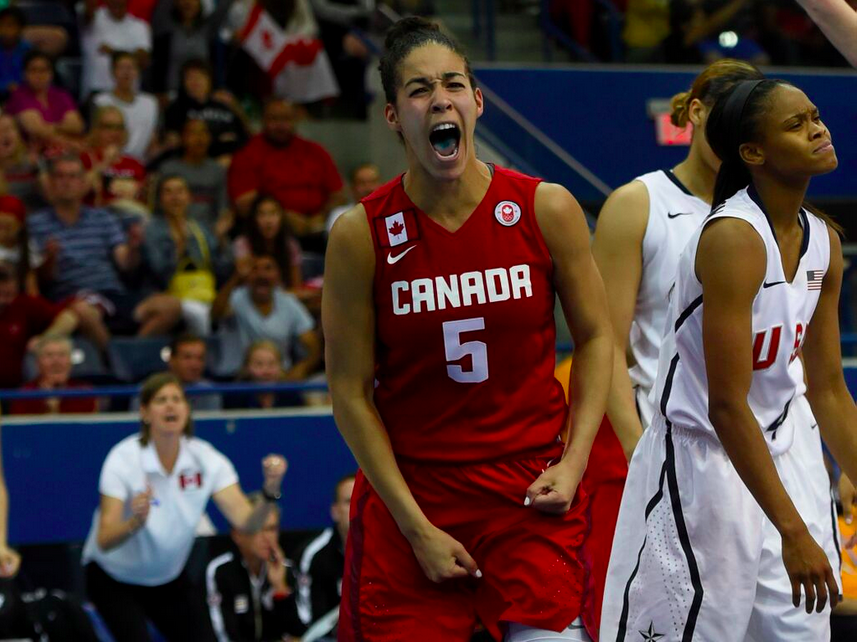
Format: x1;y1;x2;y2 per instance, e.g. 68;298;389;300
707;79;843;234
379;17;476;105
669;58;762;129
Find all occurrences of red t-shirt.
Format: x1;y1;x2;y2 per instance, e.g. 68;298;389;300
365;166;567;464
82;151;147;205
228;134;343;216
9;379;97;415
0;295;64;389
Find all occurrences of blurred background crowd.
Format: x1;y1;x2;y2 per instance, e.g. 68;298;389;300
0;0;853;640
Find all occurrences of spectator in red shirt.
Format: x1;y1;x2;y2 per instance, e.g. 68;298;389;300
0;262;80;390
228;98;345;253
83;105;148;211
10;336;98;414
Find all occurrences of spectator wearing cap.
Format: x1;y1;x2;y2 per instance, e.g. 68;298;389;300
29;154;181;338
81;372;288;642
211;254;321;380
92;51;159;162
0;115;43;212
131;333;222;412
9;336;97;414
0;261;81;391
80;0;151;97
228;98;345;254
206;492;306;641
5;51;84;149
0;194;38;294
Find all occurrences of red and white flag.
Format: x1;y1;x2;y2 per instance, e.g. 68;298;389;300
373;210;420;248
179;471;203;490
239;2;339;103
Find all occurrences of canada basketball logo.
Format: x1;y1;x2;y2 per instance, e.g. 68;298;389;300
494;200;521;226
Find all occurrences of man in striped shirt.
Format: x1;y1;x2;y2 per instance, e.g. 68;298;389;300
29;154;180;337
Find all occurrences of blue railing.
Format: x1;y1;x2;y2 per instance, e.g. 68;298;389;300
0;381;330;401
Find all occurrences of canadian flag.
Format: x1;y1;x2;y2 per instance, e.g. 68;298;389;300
239;2;339;103
179;471;203;490
385;212;408;247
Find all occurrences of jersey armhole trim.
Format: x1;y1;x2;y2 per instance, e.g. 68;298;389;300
693;213;768;288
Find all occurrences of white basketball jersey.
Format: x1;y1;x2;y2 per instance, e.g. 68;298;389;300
629;170;709;424
652;186;830;454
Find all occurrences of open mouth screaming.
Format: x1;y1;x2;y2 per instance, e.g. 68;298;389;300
429;122;461;161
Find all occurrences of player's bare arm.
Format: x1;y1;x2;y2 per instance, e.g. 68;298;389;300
804;228;857;489
796;0;857;67
323;205;480;582
528;182;613;514
592;180;650;460
698;218;837;614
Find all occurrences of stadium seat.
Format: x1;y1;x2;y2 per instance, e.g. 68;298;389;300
21;337;109;384
107;337;171;383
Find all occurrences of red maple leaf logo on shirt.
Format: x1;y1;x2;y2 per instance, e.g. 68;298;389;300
262;30;274;50
388;221;405;236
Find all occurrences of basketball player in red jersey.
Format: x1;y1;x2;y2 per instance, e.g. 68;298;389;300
322;16;612;642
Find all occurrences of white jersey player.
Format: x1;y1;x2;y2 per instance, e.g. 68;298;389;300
602;79;857;641
624;169;709;428
594;60;764;457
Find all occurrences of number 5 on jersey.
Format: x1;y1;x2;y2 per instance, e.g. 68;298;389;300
443;318;489;383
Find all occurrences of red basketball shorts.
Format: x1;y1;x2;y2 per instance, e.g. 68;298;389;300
339;448;590;642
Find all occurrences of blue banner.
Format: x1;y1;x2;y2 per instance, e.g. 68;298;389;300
5;411;357;545
475;66;857;202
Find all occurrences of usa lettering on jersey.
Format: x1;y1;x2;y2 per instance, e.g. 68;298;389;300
392;264;533;315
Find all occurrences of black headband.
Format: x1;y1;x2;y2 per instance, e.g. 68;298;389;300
722;79;765;154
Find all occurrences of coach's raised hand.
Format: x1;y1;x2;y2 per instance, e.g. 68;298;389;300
406;523;481;583
261;454;287;496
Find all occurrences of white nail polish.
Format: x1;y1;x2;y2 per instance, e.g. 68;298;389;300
475;570;482;578
524;497;531;506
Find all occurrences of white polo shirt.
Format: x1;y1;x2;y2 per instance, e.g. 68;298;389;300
81;7;152;95
82;434;238;586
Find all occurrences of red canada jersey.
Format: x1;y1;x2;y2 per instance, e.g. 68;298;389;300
364;165;567;464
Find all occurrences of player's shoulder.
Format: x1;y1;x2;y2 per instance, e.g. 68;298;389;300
493;164;542;186
328;203;370;239
603;178;650;213
104;434;143;465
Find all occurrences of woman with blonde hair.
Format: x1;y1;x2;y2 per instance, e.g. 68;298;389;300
228;340;303;409
83;105;147;211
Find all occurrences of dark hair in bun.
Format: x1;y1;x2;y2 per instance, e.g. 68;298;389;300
379;16;476;104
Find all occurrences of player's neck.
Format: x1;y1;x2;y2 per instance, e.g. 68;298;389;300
673;151;716;204
403;158;492;223
751;174;809;232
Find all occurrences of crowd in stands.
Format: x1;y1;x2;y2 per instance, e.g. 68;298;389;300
549;0;855;66
0;0;407;414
